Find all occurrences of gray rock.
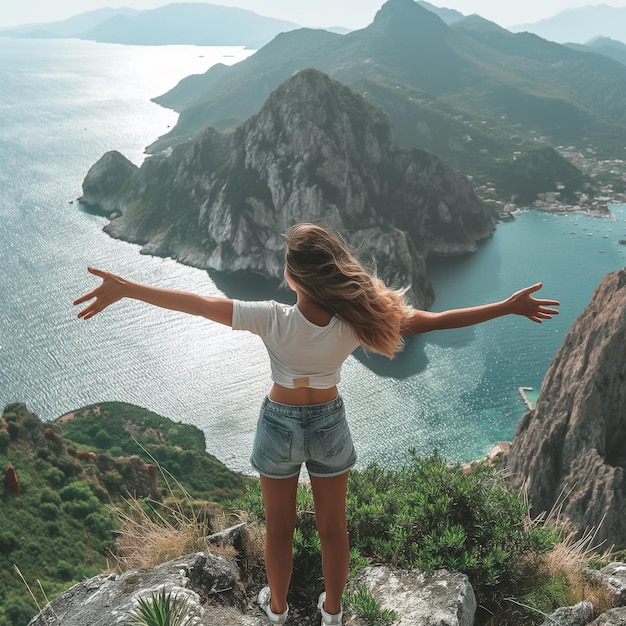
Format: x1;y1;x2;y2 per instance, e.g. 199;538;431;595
541;601;595;626
589;606;626;625
80;150;137;217
586;562;626;606
27;552;246;626
27;542;478;626
347;565;476;626
503;268;626;545
206;522;249;551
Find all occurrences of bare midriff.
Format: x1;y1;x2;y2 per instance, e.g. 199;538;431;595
269;383;339;406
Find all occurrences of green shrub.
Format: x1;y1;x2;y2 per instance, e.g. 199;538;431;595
85;512;114;538
102;470;124;493
346;452;556;603
39;502;59;520
127;588;192;626
40;488;61;506
44;467;65;487
45;522;60;537
59;481;94;502
56;560;75;582
59;481;101;518
53;456;82;477
0;532;18;554
36;448;50;460
3;595;36;626
6;422;20;441
231;452;557;613
0;429;9;453
344;585;397;626
63;498;99;519
95;429;112;449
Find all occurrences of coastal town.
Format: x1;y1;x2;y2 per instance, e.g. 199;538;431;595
479;143;626;221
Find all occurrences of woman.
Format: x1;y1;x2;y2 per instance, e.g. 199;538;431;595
74;223;559;625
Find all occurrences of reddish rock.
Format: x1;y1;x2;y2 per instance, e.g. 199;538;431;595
4;464;21;495
76;451;98;460
503;269;626;544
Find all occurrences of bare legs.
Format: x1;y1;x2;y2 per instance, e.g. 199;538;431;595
260;474;299;614
310;472;350;615
260;471;350;617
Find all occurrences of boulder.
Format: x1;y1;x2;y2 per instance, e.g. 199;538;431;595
540;601;594;626
27;529;477;626
589;607;626;625
348;564;476;626
586;562;626;606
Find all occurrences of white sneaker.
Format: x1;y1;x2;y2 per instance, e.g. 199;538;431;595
317;592;343;625
257;586;288;624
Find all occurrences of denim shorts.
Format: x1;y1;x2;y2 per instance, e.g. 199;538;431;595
250;395;357;479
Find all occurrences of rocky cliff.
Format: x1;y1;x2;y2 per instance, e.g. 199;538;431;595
503;268;626;545
80;68;496;307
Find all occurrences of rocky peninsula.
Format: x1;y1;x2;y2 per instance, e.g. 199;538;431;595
80;68;497;308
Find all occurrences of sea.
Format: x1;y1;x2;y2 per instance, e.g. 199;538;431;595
1;38;625;475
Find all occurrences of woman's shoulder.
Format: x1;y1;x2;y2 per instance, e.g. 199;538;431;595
233;300;295;316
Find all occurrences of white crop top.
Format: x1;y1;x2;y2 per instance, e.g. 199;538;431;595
232;300;361;389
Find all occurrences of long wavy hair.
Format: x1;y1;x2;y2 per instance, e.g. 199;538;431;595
284;223;409;358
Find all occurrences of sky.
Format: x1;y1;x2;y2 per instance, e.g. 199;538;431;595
2;0;626;30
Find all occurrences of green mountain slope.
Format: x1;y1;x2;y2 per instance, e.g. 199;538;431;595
149;0;625;195
0;402;250;626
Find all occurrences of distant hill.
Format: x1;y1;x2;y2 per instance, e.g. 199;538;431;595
80;3;300;47
0;7;138;38
566;37;626;67
147;0;622;196
510;4;626;44
0;3;300;48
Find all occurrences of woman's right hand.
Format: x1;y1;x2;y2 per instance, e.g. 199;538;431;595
73;267;128;320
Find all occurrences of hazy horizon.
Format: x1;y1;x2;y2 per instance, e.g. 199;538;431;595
3;0;626;31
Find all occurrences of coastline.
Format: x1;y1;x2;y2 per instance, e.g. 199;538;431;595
496;192;626;222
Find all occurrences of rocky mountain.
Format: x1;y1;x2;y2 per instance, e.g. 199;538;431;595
81;68;496;307
417;0;466;25
510;4;626;45
147;0;626;198
503;268;626;545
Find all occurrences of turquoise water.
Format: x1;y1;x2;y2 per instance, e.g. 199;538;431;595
1;38;625;473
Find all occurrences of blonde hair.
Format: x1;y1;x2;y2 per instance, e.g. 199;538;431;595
284;223;409;358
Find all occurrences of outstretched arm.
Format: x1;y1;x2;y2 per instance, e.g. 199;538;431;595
73;267;233;326
402;283;559;335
